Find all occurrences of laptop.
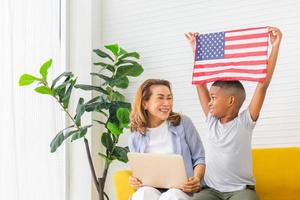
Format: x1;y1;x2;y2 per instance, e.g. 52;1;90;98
127;152;188;189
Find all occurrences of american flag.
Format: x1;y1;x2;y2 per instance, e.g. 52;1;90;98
192;27;269;84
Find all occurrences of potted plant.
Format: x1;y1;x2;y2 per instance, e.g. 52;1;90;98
19;44;143;200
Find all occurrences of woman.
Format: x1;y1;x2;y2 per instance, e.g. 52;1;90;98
128;79;206;200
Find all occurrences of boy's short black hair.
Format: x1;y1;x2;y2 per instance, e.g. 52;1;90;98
212;80;246;108
212;80;245;91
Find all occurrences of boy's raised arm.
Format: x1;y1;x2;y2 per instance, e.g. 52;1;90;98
196;84;210;117
185;32;211;117
249;27;282;121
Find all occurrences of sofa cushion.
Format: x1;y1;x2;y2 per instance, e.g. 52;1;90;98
252;147;300;200
114;147;300;200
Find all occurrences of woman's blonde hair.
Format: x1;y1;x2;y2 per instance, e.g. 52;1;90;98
130;79;181;133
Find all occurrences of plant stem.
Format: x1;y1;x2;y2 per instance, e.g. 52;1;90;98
104;192;109;200
49;85;104;199
44;81;79;129
53;96;78;128
101;161;109;190
84;138;103;200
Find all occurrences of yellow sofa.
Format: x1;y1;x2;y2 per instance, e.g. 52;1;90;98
114;147;300;200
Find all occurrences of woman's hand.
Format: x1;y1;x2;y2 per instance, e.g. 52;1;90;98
180;176;201;193
268;27;282;47
129;176;143;190
184;32;199;52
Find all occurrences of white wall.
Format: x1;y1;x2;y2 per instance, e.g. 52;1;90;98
100;0;300;199
91;0;105;199
68;0;92;200
62;0;106;199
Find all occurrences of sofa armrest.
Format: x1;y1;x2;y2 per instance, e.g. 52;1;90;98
114;170;136;200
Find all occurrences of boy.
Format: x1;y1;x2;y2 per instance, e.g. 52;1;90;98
185;27;282;199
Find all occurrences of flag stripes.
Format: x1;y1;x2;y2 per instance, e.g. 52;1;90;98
192;26;269;84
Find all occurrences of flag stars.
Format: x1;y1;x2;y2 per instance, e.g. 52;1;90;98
196;31;225;61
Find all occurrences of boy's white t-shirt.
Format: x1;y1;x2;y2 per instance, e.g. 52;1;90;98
203;109;256;192
145;121;173;154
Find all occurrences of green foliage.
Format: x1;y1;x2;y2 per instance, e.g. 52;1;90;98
81;43;143;163
19;44;143;166
19;74;41;86
35;85;53;95
117;108;130;128
39;59;52;81
18;59;82;152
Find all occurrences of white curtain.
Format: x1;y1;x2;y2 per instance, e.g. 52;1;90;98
0;0;66;199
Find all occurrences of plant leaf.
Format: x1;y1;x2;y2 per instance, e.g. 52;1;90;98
112;91;125;101
71;125;92;141
107;101;131;125
96;110;108;117
93;120;106;126
90;73;112;82
53;82;67;103
75;84;109;95
39;59;52;81
51;72;73;89
101;132;114;152
116;59;139;66
118;52;140;60
114;101;131;109
34;86;53;95
112;146;128;162
75;98;85;126
93;49;114;62
114;77;129;89
50;125;75;153
62;79;76;108
85;101;110;112
104;44;120;57
119;48;127;55
107;122;122;136
116;63;144;78
117;107;130;128
93;62;115;73
53;80;69;92
85;96;101;104
108;76;129;89
19;74;41;86
64;129;80;139
50;132;64;153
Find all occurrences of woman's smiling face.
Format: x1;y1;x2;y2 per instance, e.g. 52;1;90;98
143;85;173;127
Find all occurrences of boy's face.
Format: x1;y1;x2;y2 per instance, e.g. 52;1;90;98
208;86;231;118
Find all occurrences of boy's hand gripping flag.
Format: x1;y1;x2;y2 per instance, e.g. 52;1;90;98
192;27;269;84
